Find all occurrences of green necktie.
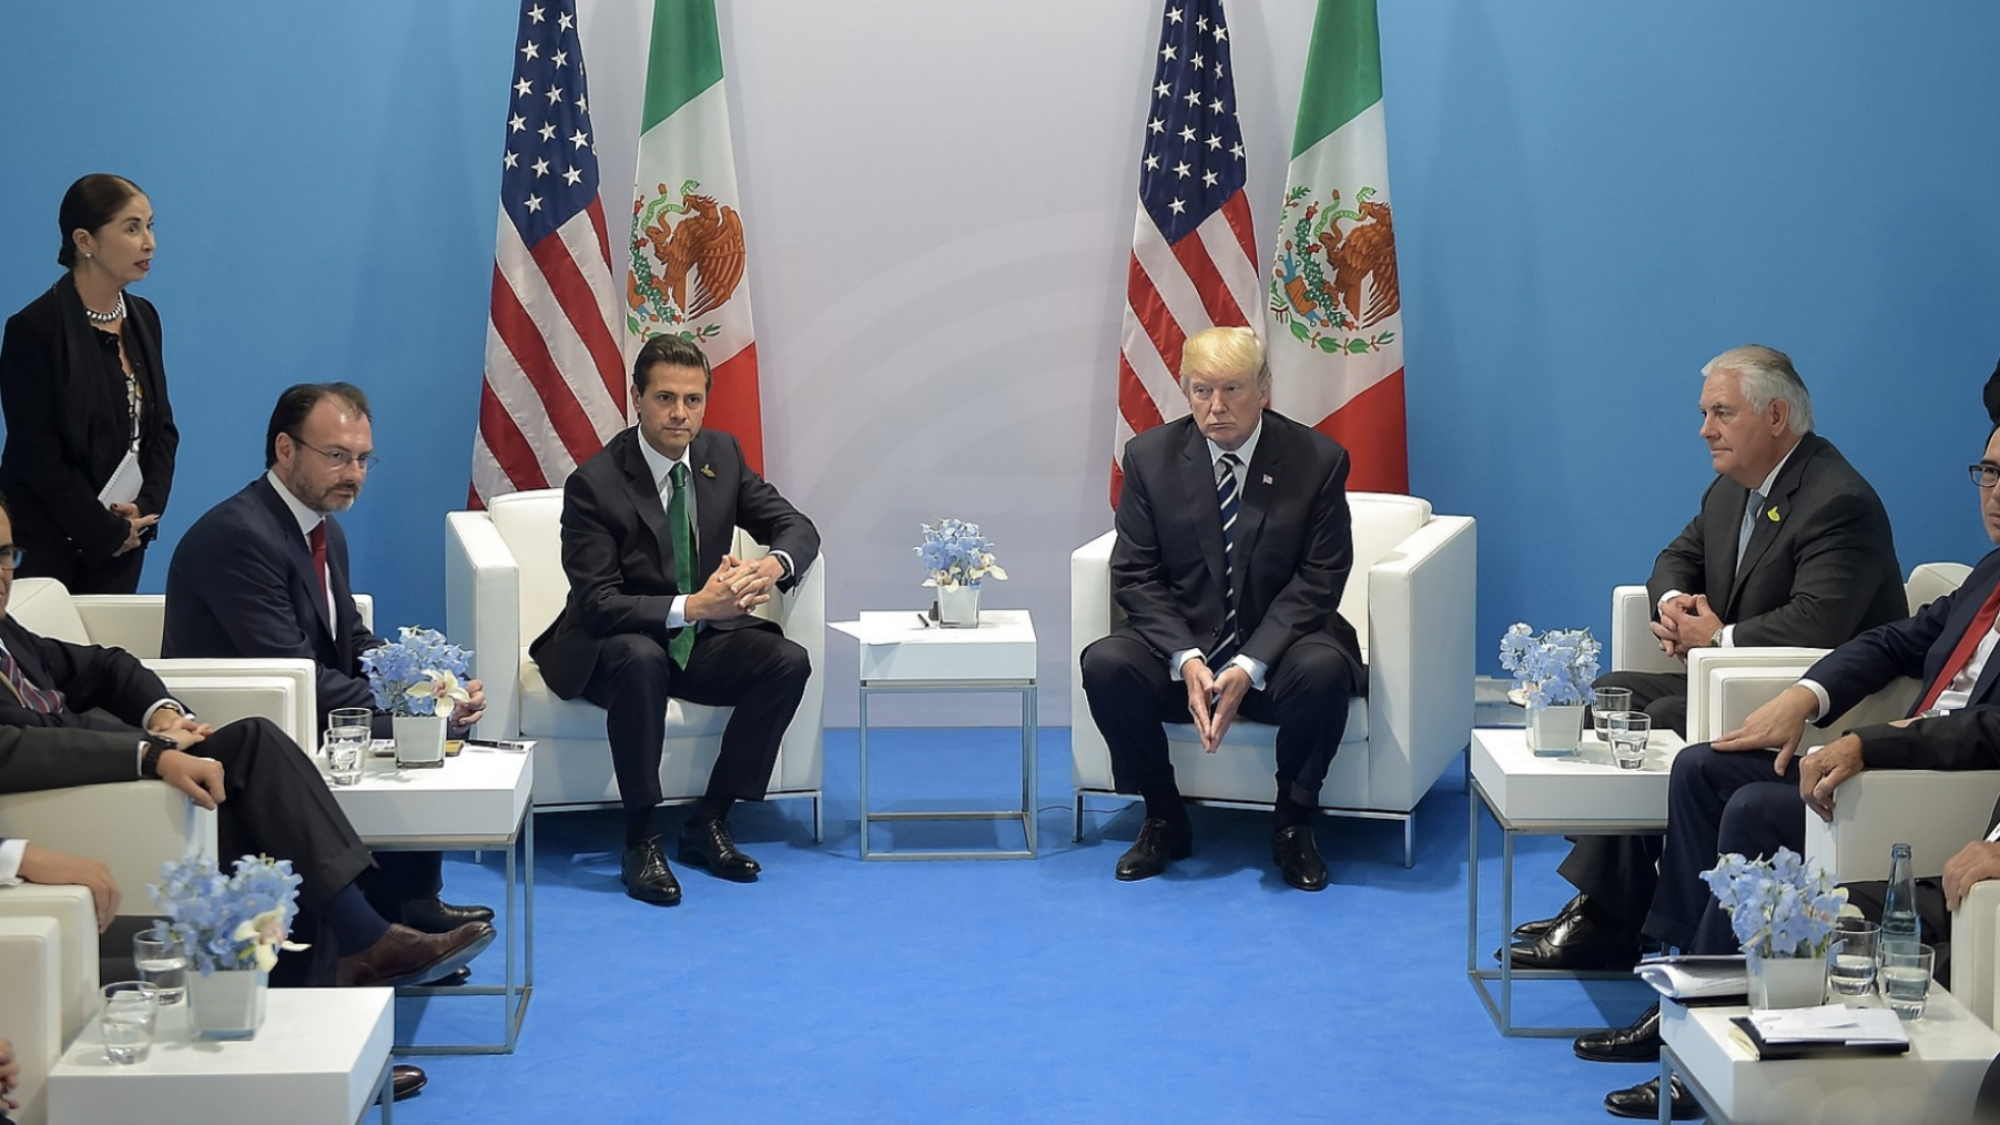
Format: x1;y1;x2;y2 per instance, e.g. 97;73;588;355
668;462;695;669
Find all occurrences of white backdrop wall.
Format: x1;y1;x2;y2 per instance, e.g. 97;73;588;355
2;2;1997;730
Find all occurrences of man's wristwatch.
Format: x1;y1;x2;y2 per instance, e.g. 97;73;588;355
139;734;177;779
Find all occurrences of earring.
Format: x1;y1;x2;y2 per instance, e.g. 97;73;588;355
82;252;92;260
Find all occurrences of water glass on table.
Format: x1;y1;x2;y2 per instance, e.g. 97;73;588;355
99;981;159;1064
131;932;185;1005
324;707;372;786
1827;917;1879;1002
1879;942;1936;1019
1591;687;1631;743
1606;711;1650;770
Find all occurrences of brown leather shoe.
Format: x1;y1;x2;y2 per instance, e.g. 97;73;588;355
392;1064;427;1101
336;921;496;987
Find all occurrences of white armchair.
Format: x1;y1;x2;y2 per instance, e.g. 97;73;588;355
1069;493;1477;867
0;886;96;1125
445;489;826;835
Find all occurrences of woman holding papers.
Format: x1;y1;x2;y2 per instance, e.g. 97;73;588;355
0;173;178;593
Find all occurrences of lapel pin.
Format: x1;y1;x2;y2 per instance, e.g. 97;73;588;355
1262;474;1273;485
700;464;715;479
1766;506;1780;523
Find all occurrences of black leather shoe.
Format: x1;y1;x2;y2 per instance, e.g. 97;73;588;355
392;1064;427;1101
1509;901;1640;971
622;837;683;905
418;965;473;987
1513;892;1588;941
1574;1002;1661;1063
1272;825;1329;891
399;896;495;933
1115;818;1193;881
1604;1077;1700;1120
677;818;761;882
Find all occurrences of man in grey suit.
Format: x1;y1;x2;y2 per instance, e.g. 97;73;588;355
1080;326;1361;891
1513;344;1905;972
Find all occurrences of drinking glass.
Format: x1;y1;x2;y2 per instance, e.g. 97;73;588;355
322;730;363;786
99;981;159;1064
1827;917;1879;1002
1592;687;1631;744
132;932;185;1005
1607;711;1651;770
1879;942;1936;1020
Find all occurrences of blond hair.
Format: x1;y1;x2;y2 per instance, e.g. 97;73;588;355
1180;326;1269;390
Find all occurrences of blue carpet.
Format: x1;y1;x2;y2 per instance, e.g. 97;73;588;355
378;728;1660;1124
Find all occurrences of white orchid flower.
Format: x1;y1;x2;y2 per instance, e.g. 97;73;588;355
405;669;473;716
232;908;309;972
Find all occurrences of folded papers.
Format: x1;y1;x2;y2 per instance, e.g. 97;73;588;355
1635;954;1748;1001
1730;1004;1910;1058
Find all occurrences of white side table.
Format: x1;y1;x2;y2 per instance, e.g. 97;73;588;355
50;987;394;1125
1467;725;1685;1036
1660;992;2000;1124
830;610;1038;860
330;746;534;1054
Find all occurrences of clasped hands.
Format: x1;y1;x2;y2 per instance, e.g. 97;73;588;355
1181;656;1250;752
108;501;158;557
144;707;226;811
1652;593;1724;660
687;554;784;621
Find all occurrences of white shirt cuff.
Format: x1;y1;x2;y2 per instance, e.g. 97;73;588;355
668;595;690;631
1718;624;1736;648
0;837;26;884
140;699;185;733
1658;590;1687;615
1169;648;1203;682
770;550;796;579
1798;678;1832;723
1230;654;1268;692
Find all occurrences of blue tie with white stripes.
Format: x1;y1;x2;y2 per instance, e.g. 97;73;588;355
1210;452;1243;668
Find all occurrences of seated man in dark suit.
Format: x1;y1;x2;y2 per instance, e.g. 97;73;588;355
1079;326;1360;891
532;334;819;906
161;383;490;936
0;492;495;997
1516;345;1905;972
1583;425;2000;1121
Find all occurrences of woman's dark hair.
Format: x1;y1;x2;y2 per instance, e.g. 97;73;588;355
56;173;145;268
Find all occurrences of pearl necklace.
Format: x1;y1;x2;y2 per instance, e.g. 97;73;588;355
82;291;126;324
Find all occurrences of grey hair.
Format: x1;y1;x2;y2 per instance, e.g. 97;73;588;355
1702;345;1812;435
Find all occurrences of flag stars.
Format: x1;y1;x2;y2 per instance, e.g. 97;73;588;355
1148;117;1164;135
524;194;543;213
520;40;539;62
1167;6;1182;23
1144;154;1160;171
562;165;583;186
538;122;557;142
576;94;588;113
1154;80;1171;98
1183;89;1202;108
1160;43;1176;62
553;49;568;69
1179;125;1196;143
1210;96;1224;114
1230;141;1245;160
569;127;589;149
1172;160;1191;179
1191;52;1204;69
508;113;527;134
1206;133;1222;150
514;77;532;98
557;11;573;31
1169;198;1186;215
1202;170;1218;188
527;4;544;23
531;156;550;177
503;150;519;170
545;85;564;105
1214;23;1228;40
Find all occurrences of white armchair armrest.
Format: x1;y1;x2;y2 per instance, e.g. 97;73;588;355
1802;770;2000;885
0;884;97;1048
0;783;216;918
1611;585;1681;675
0;916;62;1125
1953;879;2000;1027
1363;513;1476;806
1069;531;1118;791
1685;647;1826;741
446;509;522;737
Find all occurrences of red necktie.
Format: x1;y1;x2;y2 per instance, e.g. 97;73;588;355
1914;581;2000;714
0;643;65;713
308;521;329;604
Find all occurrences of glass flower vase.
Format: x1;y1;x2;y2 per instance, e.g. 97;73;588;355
186;967;267;1040
1748;954;1827;1011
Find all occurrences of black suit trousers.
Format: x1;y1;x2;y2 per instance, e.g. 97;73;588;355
580;620;810;815
194;716;375;913
1554;669;1688;927
1080;628;1356;808
1638;742;1804;952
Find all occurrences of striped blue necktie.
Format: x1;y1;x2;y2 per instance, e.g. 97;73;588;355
1210;452;1243;668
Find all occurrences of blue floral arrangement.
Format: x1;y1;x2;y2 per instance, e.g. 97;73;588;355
149;854;306;974
360;625;472;717
1701;847;1848;964
1498;622;1600;711
916;518;1008;589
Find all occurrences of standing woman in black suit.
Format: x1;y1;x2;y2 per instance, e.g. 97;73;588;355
0;173;178;593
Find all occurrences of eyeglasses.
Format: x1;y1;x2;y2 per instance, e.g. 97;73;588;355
0;547;24;570
1970;464;2000;489
288;435;379;471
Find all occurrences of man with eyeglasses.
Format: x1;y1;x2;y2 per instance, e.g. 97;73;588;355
161;383;492;947
1586;424;2000;1120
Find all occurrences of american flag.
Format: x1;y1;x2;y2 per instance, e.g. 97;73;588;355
470;0;627;508
1110;0;1259;507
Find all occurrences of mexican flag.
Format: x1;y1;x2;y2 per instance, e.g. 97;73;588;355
1266;0;1408;493
627;0;765;471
